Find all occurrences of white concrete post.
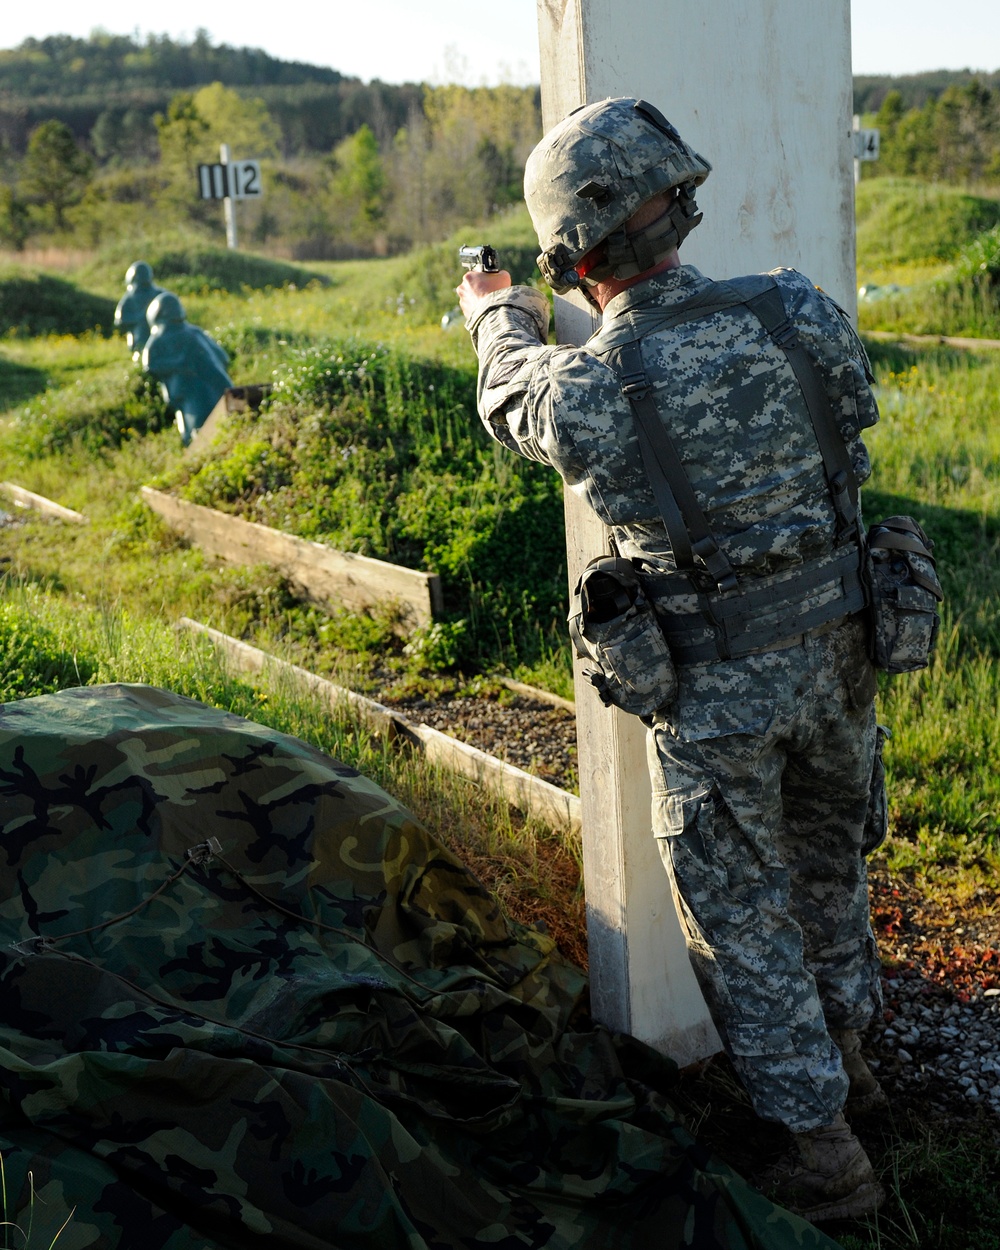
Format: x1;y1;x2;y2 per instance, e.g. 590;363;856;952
536;0;856;1066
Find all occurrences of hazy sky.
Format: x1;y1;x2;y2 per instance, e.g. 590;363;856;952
4;1;999;86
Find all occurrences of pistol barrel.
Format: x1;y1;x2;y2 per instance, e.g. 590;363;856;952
459;245;500;273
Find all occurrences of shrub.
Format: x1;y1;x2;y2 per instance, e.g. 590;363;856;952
12;365;172;458
0;271;116;337
95;240;329;295
165;336;567;672
952;224;1000;287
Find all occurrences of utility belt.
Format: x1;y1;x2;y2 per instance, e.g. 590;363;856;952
568;546;864;718
646;545;866;665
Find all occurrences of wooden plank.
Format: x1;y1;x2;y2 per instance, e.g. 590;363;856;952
184;394;231;454
404;721;581;834
143;487;442;632
222;384;271;412
496;676;576;714
179;618;581;835
865;330;1000;351
0;482;88;524
177;619;399;735
185;385;273;457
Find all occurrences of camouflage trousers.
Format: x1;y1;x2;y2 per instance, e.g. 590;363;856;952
648;615;886;1132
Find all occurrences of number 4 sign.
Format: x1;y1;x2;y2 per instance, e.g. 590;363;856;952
853;129;880;162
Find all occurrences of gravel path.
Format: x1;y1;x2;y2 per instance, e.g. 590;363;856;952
868;871;1000;1131
876;974;1000;1118
386;691;579;790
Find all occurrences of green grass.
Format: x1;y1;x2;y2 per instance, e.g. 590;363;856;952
2;209;570;688
840;1113;1000;1250
153;335;566;675
0;578;574;924
856;178;1000;275
857;178;1000;337
2;177;1000;1250
0;268;117;337
858;341;1000;865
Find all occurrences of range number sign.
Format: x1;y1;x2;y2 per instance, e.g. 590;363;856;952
197;160;263;201
853;129;880;162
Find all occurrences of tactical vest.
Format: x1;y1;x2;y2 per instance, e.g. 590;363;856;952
603;274;867;663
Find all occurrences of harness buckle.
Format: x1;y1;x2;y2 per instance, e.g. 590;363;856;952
771;320;799;349
620;372;651;399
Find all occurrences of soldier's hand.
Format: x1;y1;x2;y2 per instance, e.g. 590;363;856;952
456;269;512;320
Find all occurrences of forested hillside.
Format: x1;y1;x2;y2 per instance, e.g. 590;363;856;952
0;31;423;157
2;32;994;157
854;68;1000;113
1;32;998;262
0;33;541;259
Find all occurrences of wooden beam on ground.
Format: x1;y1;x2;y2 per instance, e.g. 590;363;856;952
186;384;272;456
404;721;581;834
864;330;1000;351
495;676;576;715
178;619;582;835
143;487;442;633
0;482;88;524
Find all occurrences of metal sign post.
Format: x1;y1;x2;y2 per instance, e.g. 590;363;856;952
221;144;237;250
196;146;264;250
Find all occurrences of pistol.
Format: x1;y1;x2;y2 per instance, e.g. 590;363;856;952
459;244;500;273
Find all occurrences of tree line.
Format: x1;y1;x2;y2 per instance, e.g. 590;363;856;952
854;68;1000;116
3;32;997;259
0;75;541;257
870;80;1000;183
0;31;424;159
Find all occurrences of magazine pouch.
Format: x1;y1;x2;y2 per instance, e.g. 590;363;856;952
568;556;678;718
865;515;943;673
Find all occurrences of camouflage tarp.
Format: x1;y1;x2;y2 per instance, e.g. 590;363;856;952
0;684;841;1250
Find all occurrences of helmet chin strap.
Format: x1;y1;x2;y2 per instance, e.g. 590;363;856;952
580;284;603;312
536;184;703;295
582;184;703;288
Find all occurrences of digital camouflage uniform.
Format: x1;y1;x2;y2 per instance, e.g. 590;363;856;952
465;262;886;1133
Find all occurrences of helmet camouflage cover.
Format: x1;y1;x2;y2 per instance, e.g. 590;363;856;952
524;97;712;294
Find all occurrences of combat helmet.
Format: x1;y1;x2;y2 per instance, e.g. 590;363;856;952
524;97;711;294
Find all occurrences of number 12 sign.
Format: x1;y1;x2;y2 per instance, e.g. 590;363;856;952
197;160;263;201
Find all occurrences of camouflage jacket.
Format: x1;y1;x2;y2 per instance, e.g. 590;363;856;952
466;265;879;581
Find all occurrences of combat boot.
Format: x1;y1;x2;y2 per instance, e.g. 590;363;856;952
829;1027;889;1117
756;1112;885;1224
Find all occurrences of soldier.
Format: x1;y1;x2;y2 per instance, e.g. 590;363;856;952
456;97;888;1224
